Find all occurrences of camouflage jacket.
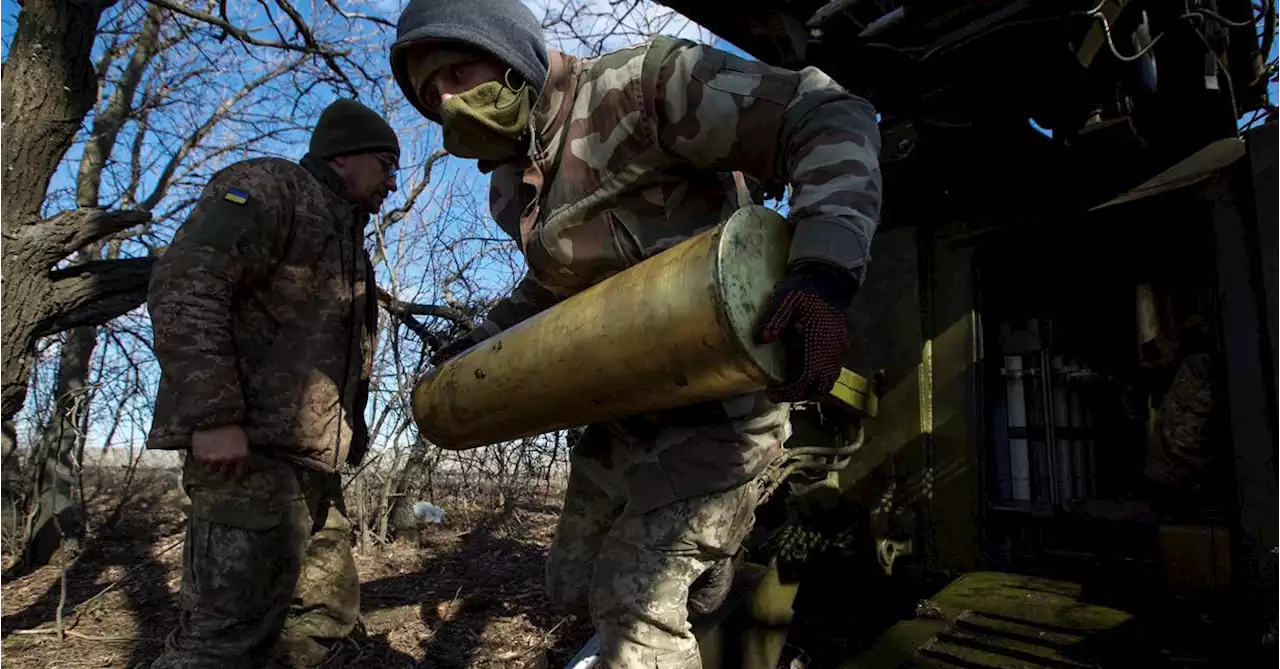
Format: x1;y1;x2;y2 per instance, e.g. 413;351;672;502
457;36;882;500
146;155;378;472
472;35;881;339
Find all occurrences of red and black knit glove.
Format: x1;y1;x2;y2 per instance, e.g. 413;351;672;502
754;263;856;403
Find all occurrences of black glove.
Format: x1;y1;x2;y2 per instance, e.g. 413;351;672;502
754;263;857;403
429;333;479;366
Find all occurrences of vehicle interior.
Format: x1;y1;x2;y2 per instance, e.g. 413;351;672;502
600;2;1280;668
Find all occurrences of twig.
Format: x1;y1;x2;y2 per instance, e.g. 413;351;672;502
20;537;188;637
503;616;569;661
542;616;568;640
10;628;162;643
272;0;356;94
321;0;396;28
79;539;184;611
143;0;350;57
53;516;67;643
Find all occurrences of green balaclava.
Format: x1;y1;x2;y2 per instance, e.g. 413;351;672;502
407;47;535;162
309;99;401;160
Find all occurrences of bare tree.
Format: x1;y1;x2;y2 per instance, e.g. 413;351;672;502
0;0;395;430
535;0;716;56
2;0;399;570
4;0;724;564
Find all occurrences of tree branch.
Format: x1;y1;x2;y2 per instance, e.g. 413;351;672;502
384;150;450;223
321;0;395;28
9;209;152;269
77;2;166;208
37;258;157;337
140;55;307;210
142;0;349;57
272;0;355;94
376;287;470;347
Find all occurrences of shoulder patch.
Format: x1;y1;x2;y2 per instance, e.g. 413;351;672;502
224;188;250;205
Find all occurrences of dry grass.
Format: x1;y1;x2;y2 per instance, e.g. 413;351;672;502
0;465;593;669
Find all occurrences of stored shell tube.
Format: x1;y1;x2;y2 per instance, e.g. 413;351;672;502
1004;356;1032;501
411;206;791;451
1051;355;1072;502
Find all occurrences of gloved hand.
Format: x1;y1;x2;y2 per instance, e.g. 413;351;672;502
429;332;479;366
754;262;857;403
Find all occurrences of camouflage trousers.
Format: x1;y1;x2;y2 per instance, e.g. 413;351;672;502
150;453;359;669
1142;351;1219;489
546;409;783;669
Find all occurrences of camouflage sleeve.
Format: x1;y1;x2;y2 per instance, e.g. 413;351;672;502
469;165;563;342
147;162;295;432
651;42;883;284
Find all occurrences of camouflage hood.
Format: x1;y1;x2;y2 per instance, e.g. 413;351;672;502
390;0;550;124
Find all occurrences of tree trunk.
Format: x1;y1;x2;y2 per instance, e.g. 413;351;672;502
0;0;110;229
23;324;97;568
0;246;63;424
17;3;168;568
1;0;150;426
388;439;438;538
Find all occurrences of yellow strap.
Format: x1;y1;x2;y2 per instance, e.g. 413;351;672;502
828;367;878;417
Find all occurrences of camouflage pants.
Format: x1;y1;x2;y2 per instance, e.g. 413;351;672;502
150;453;359;669
546;418;773;669
1142;351;1219;489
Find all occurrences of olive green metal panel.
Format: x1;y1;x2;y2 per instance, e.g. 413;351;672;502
838;571;1135;669
838;227;926;491
927;571;1132;630
927;241;981;572
836;620;948;669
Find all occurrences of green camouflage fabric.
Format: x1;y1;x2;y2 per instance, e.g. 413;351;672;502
441;36;880;669
453;36;880;503
465;35;881;341
150;454;359;669
146;155;378;471
1143;351;1221;488
547;434;760;669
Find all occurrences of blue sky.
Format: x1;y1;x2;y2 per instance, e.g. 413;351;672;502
1;0;1274;452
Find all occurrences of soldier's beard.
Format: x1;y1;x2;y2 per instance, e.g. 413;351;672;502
439;80;534;162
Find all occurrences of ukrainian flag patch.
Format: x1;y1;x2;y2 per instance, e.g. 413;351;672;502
224;188;250;205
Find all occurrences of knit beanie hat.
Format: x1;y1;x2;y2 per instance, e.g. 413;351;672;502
389;0;550;123
309;99;401;159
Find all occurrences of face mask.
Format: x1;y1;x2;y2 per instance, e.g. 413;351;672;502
439;79;535;162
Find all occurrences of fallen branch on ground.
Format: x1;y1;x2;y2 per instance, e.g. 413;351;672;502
10;628;162;643
11;536;185;636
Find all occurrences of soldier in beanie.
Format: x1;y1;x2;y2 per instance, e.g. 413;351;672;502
390;1;883;668
146;99;400;669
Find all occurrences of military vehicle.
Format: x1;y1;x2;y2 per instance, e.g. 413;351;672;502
572;1;1273;667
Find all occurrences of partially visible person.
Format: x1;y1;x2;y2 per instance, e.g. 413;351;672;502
1141;313;1225;513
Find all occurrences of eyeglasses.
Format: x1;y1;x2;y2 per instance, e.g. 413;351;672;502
374;153;399;179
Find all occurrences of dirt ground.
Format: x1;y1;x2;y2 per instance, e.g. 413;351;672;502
0;469;594;669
